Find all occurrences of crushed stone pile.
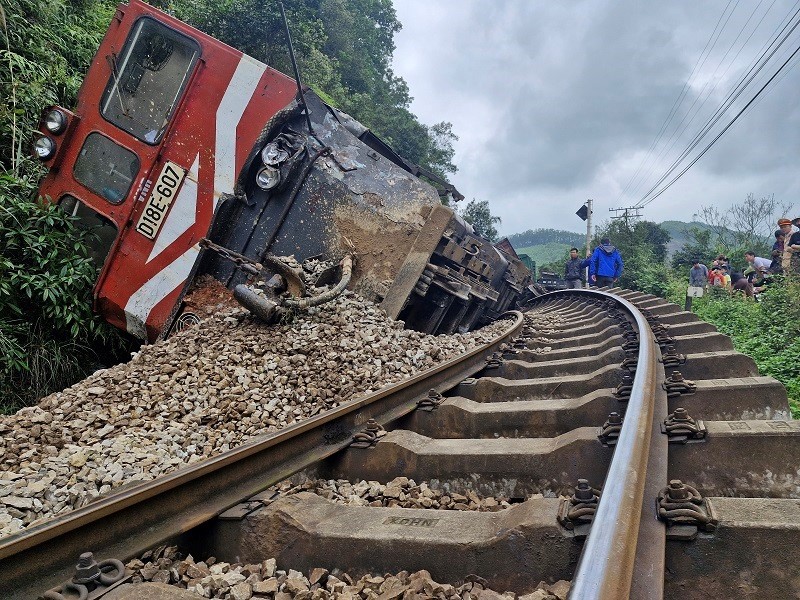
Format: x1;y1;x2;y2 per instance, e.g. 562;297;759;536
126;545;570;599
265;476;545;512
0;290;513;537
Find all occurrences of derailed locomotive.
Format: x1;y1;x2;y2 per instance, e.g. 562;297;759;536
33;0;530;342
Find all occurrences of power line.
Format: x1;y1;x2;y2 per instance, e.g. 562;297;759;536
613;0;736;204
626;0;745;201
635;6;800;206
627;0;768;200
638;38;800;206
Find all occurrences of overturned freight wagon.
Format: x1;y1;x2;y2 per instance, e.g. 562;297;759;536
32;0;529;342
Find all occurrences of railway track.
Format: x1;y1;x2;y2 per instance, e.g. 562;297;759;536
2;289;798;599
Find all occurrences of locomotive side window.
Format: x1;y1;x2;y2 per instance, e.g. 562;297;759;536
58;196;119;269
73;133;140;204
101;18;200;144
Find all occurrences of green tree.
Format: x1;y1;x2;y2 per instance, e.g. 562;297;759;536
0;0;114;176
671;227;714;269
696;193;793;266
161;0;457;179
592;219;671;295
460;199;501;242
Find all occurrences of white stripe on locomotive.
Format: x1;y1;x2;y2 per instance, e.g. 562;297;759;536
124;57;268;337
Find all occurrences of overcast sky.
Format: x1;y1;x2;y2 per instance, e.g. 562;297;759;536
391;0;800;236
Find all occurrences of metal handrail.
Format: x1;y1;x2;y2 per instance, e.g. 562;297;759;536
535;290;664;599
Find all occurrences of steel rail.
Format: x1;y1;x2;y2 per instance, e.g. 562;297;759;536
0;312;523;600
537;290;666;600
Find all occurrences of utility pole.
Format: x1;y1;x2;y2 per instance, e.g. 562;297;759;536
575;200;593;287
584;199;593;288
609;206;642;228
585;199;593;258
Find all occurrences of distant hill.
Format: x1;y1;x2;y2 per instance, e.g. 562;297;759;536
507;228;584;249
515;242;574;270
508;228;584;273
507;221;717;263
659;221;716;257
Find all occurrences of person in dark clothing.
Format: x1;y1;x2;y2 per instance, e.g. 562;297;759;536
689;259;708;287
773;230;786;253
730;268;754;297
564;247;589;289
589;238;623;287
788;217;800;273
768;249;783;274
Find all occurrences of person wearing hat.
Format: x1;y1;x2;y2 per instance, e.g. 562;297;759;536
588;237;624;287
778;218;795;271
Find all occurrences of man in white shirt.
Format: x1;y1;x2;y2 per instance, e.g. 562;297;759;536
744;251;771;273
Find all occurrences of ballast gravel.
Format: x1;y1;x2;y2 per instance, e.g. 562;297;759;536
0;290;518;537
264;476;545;512
125;544;570;599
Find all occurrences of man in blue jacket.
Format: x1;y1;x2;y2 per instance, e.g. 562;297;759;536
589;238;624;287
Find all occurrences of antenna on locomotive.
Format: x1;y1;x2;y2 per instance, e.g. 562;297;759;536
278;1;315;135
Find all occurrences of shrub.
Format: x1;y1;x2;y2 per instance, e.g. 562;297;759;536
0;174;131;410
689;279;800;417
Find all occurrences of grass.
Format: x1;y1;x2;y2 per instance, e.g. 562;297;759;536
674;279;800;418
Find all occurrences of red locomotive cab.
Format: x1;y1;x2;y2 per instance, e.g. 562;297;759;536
33;0;298;341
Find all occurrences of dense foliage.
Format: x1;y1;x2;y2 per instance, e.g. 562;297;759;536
665;276;800;418
155;0;457;180
460;199;500;242
590;219;672;296
0;175;128;409
0;0;460;411
0;0;132;411
508;228;584;249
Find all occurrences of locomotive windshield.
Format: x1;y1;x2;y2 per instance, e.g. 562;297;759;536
101;17;200;144
73;133;139;203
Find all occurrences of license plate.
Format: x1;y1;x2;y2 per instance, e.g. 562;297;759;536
135;161;186;240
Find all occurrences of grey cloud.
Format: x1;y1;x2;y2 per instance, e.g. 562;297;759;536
392;0;800;233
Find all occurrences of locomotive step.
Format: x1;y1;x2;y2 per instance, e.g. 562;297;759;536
669;419;800;498
324;429;612;498
205;493;576;594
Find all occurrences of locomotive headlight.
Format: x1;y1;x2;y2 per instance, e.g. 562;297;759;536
255;165;280;190
44;109;67;134
33;136;57;160
261;142;288;166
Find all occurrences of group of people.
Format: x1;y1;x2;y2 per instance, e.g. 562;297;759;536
564;238;624;288
688;216;800;297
